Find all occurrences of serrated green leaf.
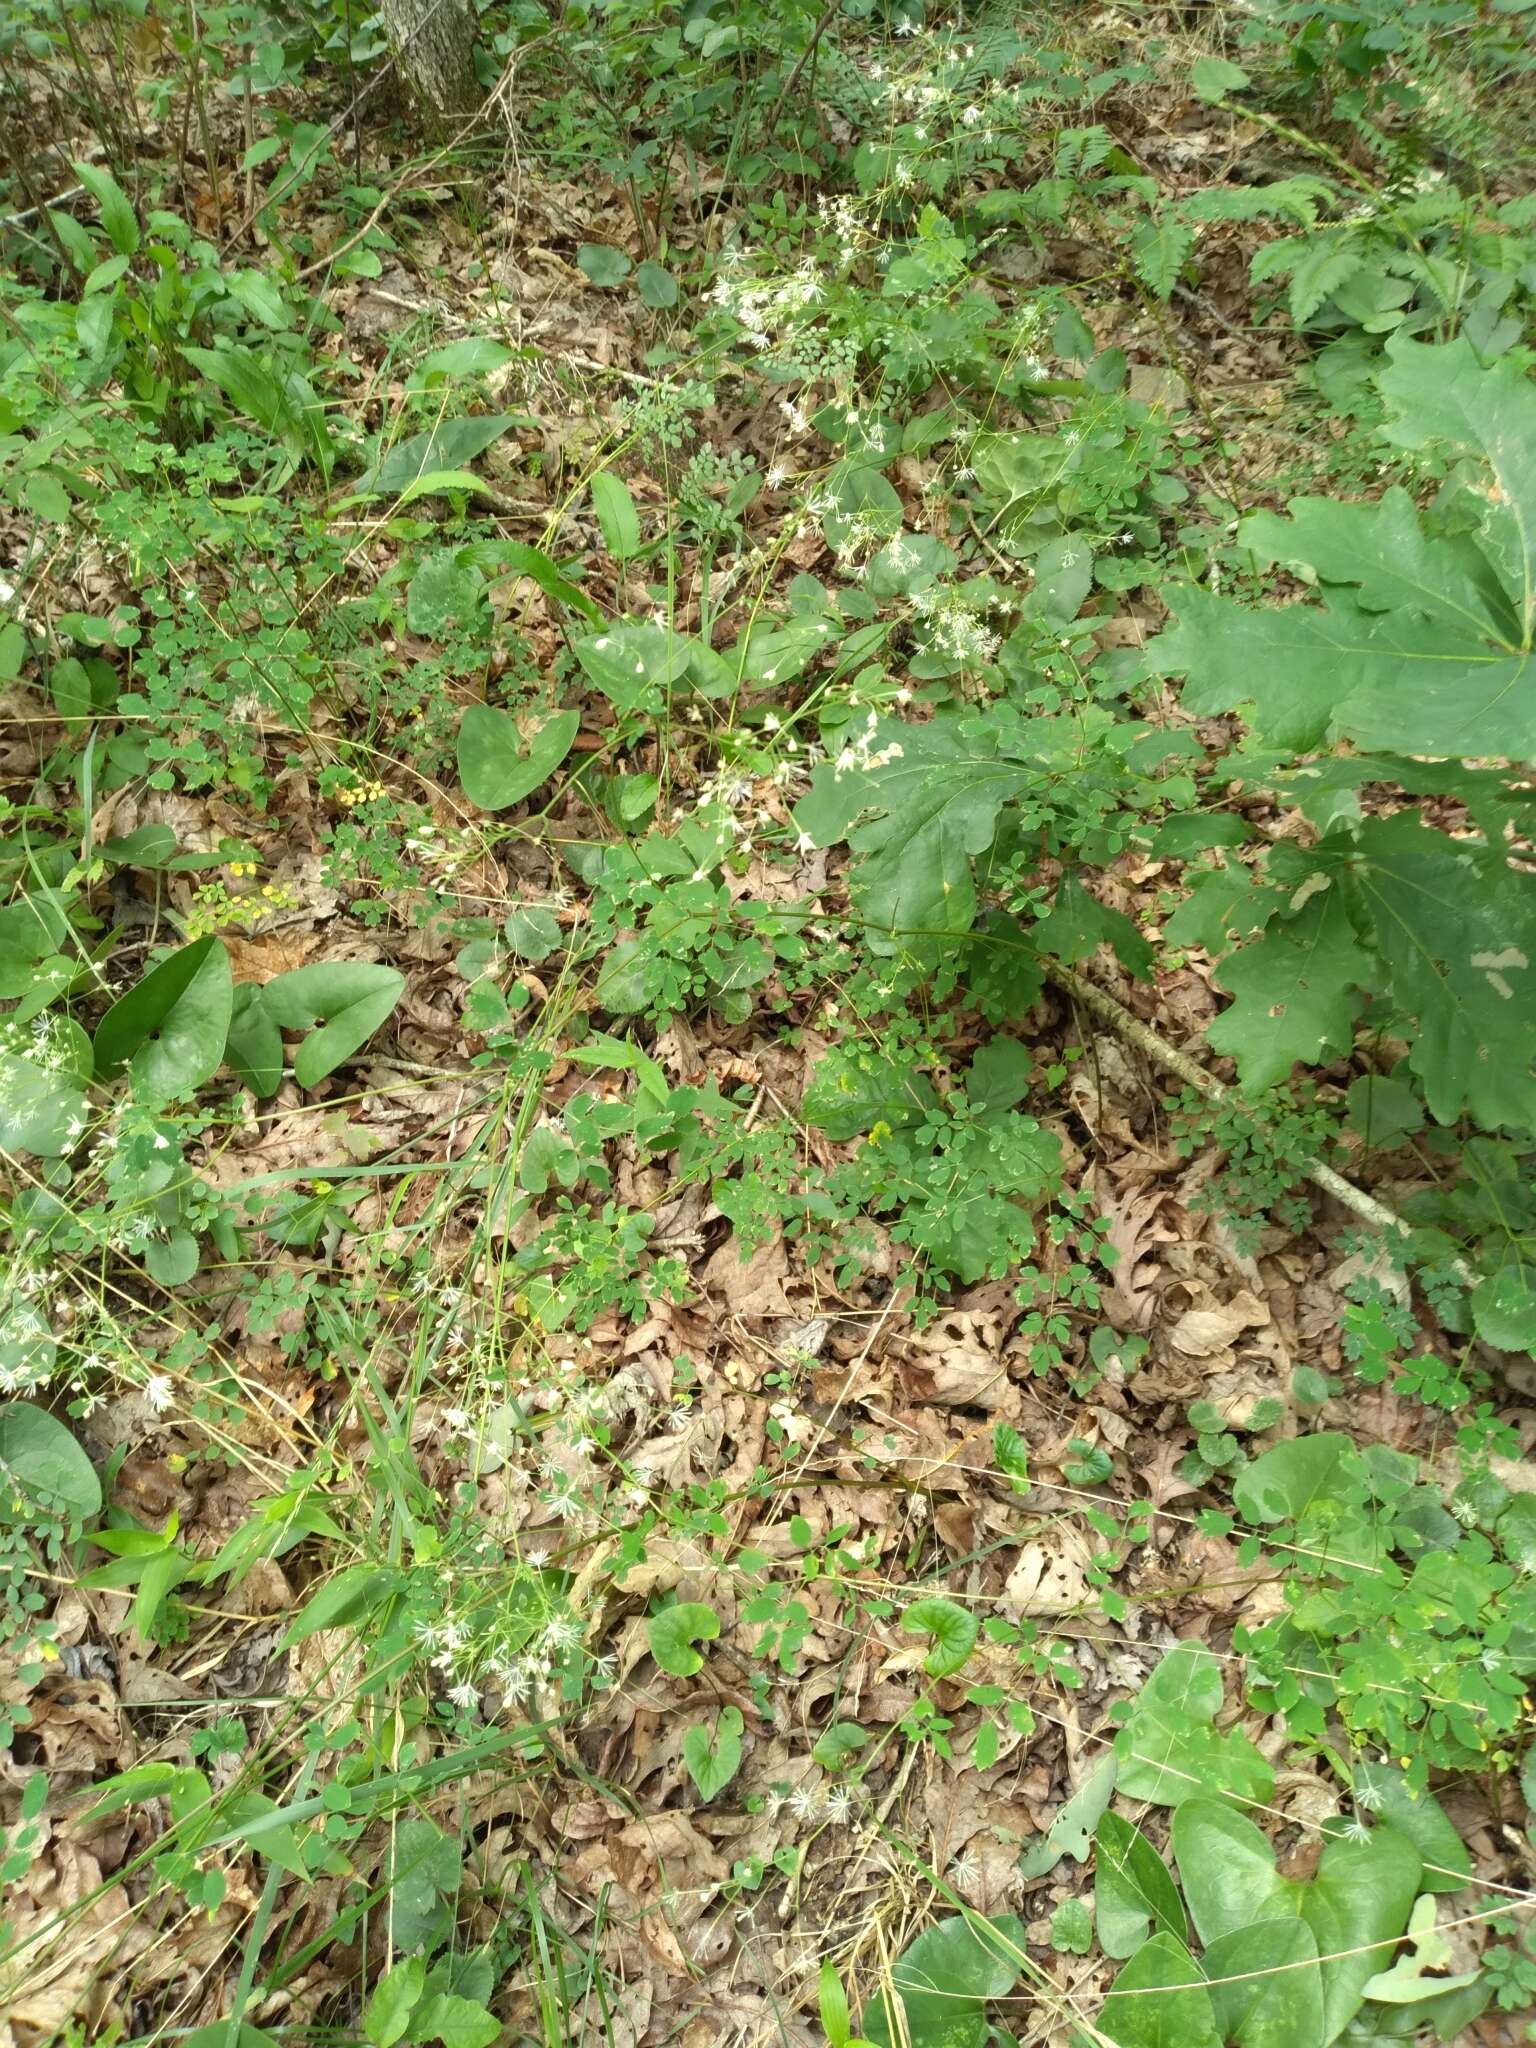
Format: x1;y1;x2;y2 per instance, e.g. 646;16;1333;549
406;552;485;638
1376;335;1536;635
794;718;1033;960
578;243;631;286
1206;884;1371;1090
1344;814;1536;1132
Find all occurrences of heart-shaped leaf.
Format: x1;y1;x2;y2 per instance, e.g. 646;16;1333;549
94;936;233;1102
1351;1765;1469;1893
225;983;285;1098
1095;1813;1188;1959
1173;1799;1422;2044
256;962;405;1089
902;1596;979;1677
1202;1919;1322;2048
1115;1644;1274;1809
683;1705;743;1800
0;1401;101;1519
863;1914;1026;2048
1099;1932;1220;2048
458;705;580;812
647;1601;720;1676
365;414;528;496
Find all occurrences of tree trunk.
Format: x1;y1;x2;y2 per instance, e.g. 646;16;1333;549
377;0;481;130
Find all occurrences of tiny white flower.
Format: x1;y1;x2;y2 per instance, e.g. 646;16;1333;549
448;1681;480;1714
143;1374;174;1414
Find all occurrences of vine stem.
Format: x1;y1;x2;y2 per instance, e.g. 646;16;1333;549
1043;959;1452;1257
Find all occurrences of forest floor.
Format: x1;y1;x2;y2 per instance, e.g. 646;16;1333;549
2;5;1536;2047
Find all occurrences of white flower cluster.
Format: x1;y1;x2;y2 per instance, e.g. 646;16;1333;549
707;259;825;352
911;585;1000;666
833;710;906;780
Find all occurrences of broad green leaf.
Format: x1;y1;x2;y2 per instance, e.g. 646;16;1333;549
1233;1434;1366;1525
683;1705;743;1800
1174;1801;1422;2044
1241;490;1515;646
503;906;562;960
1471;1265;1536;1352
591;472;642;560
863;1914;1026;2048
1173;1801;1289;1945
1202;1919;1323;2048
1191;54;1250;99
1376;335;1536;641
1153;582;1533;759
259;961;405;1089
1344;814;1536;1133
365;415;528;496
966;1038;1032;1117
225;982;285;1098
0;1402;101;1518
1016;1751;1116;1877
94;937;233;1102
1034;870;1154;979
410;1992;498;2048
458;705;580;812
794;717;1035;960
1206;884;1371;1090
1115;1644;1274;1810
282;1564;404;1647
902;1596;979;1677
647;1601;719;1676
406;338;514;390
578;243;631;286
1301;1827;1423;2041
635;260;679;308
1350;1766;1469;1893
365;1958;426;2048
812;1722;869;1770
386;1818;461;1954
73;159;138;255
1094;1813;1188;1959
575;622;690;716
1099;1933;1221;2048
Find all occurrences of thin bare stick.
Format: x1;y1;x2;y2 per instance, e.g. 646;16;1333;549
1044;959;1463;1264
